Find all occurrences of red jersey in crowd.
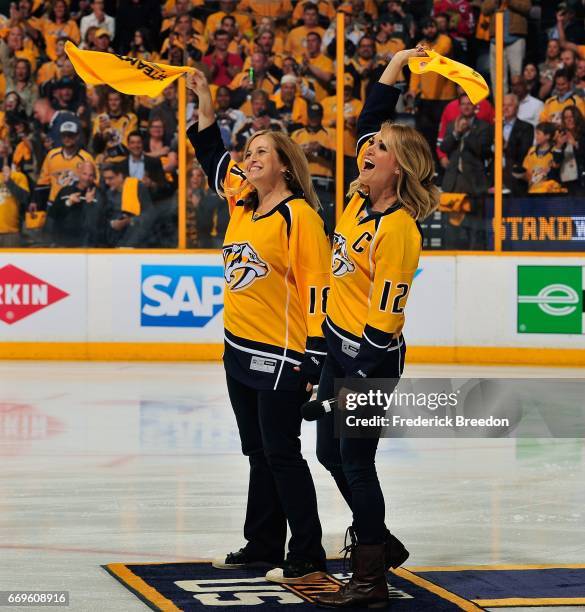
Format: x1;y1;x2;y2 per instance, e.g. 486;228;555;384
433;0;475;40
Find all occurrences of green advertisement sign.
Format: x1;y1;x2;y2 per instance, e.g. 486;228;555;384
517;266;583;334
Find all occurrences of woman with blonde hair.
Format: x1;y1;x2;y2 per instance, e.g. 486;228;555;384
313;46;440;608
186;69;330;584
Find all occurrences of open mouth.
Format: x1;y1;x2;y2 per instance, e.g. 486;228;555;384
249;164;263;172
362;158;375;171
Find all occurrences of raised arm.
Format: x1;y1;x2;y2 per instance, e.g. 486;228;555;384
356;47;427;154
186;70;215;133
185;70;233;198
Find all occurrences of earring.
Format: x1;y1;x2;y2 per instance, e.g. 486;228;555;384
283;169;293;182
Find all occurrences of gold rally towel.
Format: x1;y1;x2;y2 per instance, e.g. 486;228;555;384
65;42;194;97
121;177;141;216
409;50;489;104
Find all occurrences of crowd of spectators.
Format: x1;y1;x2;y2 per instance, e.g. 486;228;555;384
0;0;584;249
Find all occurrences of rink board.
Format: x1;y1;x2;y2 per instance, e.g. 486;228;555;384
1;252;585;364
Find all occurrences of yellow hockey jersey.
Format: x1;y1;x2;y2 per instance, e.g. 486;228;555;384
187;120;330;390
36;146;96;202
325;81;422;378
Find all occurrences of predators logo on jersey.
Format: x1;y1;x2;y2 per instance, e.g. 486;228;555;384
223;242;269;291
332;233;355;277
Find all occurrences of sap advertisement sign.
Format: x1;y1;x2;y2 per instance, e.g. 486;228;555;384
141;265;224;327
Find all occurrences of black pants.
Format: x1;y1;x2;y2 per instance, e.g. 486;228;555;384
315;345;405;545
226;374;326;566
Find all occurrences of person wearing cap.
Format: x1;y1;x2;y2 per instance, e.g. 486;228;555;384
32;120;96;212
321;72;363;191
270;74;308;133
284;2;325;57
40;0;80;61
297;30;333;102
93;27;113;52
32;97;81;149
291;101;335;229
480;0;531;95
80;0;115;42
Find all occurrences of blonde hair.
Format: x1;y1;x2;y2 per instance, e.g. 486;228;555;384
348;121;440;221
224;130;321;211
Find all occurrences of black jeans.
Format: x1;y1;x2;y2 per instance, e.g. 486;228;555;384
316;345;405;545
226;374;326;566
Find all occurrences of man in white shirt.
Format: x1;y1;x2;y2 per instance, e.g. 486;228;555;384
80;0;115;42
512;75;544;128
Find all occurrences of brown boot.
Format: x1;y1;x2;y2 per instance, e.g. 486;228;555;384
314;543;389;608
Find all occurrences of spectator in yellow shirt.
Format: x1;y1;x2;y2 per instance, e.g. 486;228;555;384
271;74;309;133
245;29;284;71
374;16;406;61
34;121;96;207
238;0;292;22
230;52;279;104
5;0;42;47
92;89;138;151
219;14;251;57
160;0;203;39
0;139;29;247
37;35;68;86
41;0;80;61
0;26;38;75
292;0;335;26
291;101;335;229
349;35;385;100
522;122;564;194
298;31;333;102
205;0;253;41
284;2;325;57
540;69;585;126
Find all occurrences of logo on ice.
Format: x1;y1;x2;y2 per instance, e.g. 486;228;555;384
0;264;69;325
141;265;224;327
517;265;584;334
